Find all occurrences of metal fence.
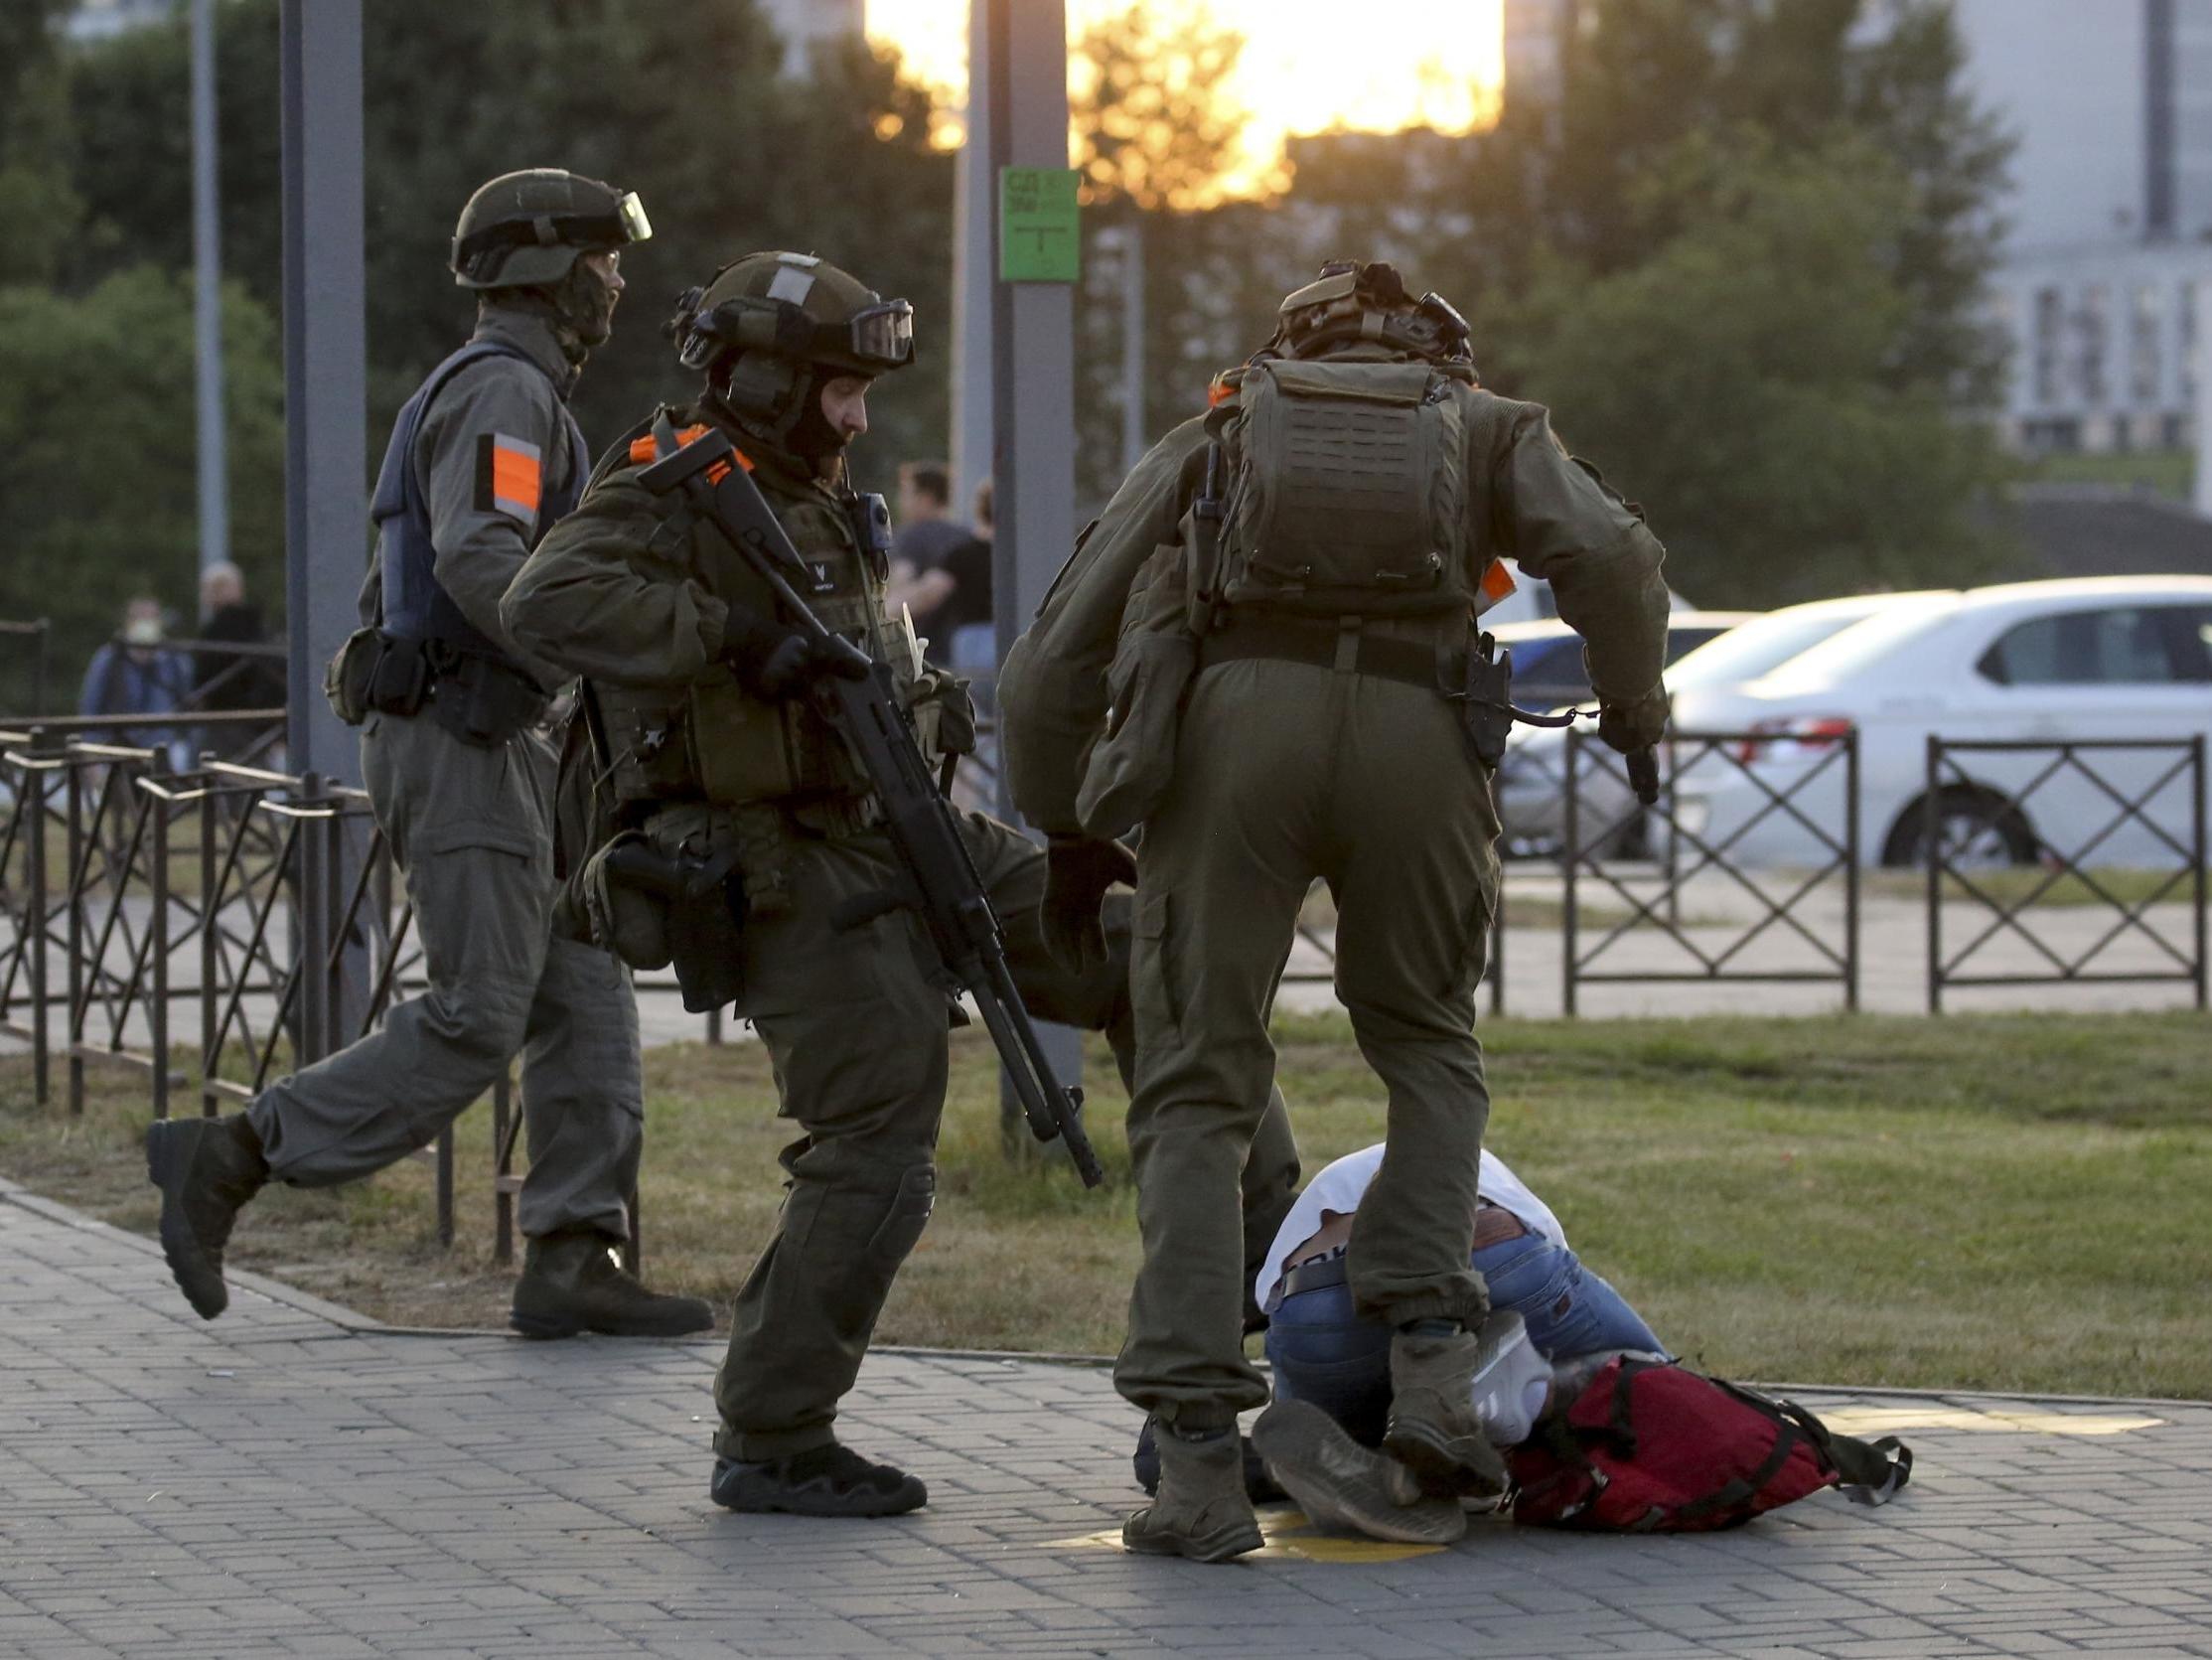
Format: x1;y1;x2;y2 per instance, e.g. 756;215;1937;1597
1559;727;1861;1014
1925;735;2208;1013
0;719;719;1266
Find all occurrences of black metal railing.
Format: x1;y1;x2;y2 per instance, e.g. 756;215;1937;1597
0;724;675;1267
1925;736;2208;1012
1560;727;1860;1014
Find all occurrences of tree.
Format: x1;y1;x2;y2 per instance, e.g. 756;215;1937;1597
1446;0;2017;600
0;0;83;287
1500;132;2011;604
1067;3;1256;500
0;266;287;672
61;0;956;479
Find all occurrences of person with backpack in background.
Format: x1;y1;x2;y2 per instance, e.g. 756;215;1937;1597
1000;258;1672;1564
79;597;194;769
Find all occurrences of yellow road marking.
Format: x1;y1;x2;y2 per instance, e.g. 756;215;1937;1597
1048;1507;1449;1563
1821;1405;2165;1437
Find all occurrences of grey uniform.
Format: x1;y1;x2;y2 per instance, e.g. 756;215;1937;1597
248;306;644;1244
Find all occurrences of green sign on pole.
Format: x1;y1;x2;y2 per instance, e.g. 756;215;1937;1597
998;167;1082;283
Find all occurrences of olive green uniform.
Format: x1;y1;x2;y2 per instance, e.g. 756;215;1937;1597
249;308;644;1245
502;405;1301;1460
1001;392;1669;1431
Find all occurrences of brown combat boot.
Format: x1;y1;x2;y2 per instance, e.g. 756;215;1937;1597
1383;1317;1515;1501
1253;1399;1467;1546
510;1230;714;1339
145;1114;269;1320
1121;1425;1265;1564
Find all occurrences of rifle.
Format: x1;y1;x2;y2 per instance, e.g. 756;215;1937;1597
638;427;1106;1188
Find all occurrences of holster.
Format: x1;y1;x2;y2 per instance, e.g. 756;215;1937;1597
580;815;747;1012
424;648;548;748
1461;633;1515;770
326;627;430;726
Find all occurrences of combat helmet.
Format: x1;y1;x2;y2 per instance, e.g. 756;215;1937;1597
450;169;652;290
666;251;914;449
1269;259;1473;367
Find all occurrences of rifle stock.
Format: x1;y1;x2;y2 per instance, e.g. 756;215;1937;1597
640;428;1106;1187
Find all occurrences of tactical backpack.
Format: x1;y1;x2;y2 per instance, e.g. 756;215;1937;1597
1507;1356;1912;1533
1213;358;1474;618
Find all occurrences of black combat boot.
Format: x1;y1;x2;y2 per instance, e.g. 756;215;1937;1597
1122;1424;1265;1564
144;1113;269;1320
710;1442;928;1518
509;1230;714;1339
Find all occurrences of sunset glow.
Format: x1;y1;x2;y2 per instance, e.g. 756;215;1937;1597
863;0;1504;200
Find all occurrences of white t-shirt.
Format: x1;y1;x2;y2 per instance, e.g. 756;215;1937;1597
1254;1143;1567;1314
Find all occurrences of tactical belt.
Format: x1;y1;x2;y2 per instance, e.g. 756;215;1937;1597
1199;613;1463;690
355;630;547;748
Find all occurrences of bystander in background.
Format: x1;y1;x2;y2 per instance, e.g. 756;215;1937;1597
192;562;285;758
77;597;192;769
884;460;970;663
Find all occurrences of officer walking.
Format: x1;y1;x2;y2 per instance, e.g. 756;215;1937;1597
499;251;1301;1518
146;170;711;1342
1000;260;1672;1562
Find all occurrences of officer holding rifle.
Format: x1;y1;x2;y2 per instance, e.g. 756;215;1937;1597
501;251;1302;1519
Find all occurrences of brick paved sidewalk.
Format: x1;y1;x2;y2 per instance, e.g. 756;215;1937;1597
4;1179;2209;1660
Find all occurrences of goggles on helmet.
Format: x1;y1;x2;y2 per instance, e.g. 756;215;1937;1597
845;300;915;370
451;188;653;273
678;294;915;373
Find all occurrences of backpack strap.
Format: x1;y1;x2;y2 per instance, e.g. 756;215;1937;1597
1714;1379;1914;1507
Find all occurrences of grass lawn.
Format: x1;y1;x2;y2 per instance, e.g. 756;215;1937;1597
4;1010;2207;1399
1864;867;2205;909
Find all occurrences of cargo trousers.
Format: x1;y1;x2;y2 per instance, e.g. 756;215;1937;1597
713;808;1302;1460
1116;649;1501;1429
248;708;644;1242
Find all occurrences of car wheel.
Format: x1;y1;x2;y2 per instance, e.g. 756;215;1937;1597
1881;789;2038;869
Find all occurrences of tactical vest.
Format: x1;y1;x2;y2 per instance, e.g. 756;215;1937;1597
371;340;589;666
1211;357;1494;620
588;412;953;824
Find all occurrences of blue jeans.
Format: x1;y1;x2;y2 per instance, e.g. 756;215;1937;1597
1263;1236;1665;1445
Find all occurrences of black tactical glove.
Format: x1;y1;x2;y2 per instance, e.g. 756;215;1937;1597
724;610;871;700
1597;685;1669;756
1040;833;1139;975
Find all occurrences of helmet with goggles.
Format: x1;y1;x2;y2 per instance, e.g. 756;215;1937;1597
450;169;651;290
668;251;914;379
1270;259;1472;366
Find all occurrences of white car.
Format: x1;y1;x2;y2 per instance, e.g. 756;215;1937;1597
1496;593;1936;856
1669;577;2212;868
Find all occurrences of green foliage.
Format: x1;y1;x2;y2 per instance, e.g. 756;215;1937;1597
0;0;83;287
1499;131;2013;602
58;0;955;507
0;266;286;670
1477;0;2018;602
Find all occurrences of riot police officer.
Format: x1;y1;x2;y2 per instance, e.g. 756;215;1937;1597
499;252;1302;1518
146;170;712;1342
1000;260;1672;1561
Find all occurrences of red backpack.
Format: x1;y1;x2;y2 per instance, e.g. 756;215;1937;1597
1507;1356;1912;1533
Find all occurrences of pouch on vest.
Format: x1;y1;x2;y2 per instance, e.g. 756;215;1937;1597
581;808;746;1012
1219;359;1471;618
907;666;977;763
325;628;385;726
1078;543;1200;839
549;693;614;945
